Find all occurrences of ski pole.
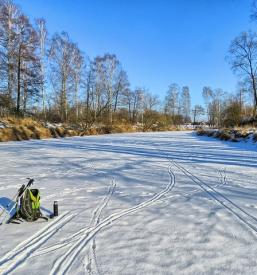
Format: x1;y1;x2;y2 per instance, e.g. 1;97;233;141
0;178;34;225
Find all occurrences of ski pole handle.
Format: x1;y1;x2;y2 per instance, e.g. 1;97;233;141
26;178;34;187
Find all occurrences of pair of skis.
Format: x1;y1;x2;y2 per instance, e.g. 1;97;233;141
0;178;34;225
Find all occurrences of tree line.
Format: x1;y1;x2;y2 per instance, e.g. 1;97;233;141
0;0;257;129
165;1;257;127
208;0;257;127
0;0;195;129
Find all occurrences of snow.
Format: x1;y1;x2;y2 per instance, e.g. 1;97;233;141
0;122;7;129
0;131;257;274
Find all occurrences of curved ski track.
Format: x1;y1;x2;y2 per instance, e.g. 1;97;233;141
30;181;117;259
50;166;175;275
151;138;257;235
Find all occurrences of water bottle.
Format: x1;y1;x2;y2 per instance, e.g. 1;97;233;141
53;201;58;217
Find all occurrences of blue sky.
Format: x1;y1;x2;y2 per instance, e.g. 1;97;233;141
15;0;255;106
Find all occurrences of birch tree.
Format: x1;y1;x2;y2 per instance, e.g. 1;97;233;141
113;69;129;112
93;54;120;123
48;32;75;121
164;83;179;116
71;44;83;120
0;0;20;105
202;86;213;124
14;14;40;113
35;18;47;118
192;105;204;125
180;86;191;122
227;31;257;117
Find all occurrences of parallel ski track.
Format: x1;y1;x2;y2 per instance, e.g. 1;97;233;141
50;166;175;275
31;181;117;258
170;159;257;235
86;179;116;275
89;179;116;228
151;141;226;202
151;137;257;235
0;212;76;275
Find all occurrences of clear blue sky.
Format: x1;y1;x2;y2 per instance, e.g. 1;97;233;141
15;0;255;106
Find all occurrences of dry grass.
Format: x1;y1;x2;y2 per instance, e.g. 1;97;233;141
0;116;52;142
0;116;185;143
0;125;52;142
0;128;17;142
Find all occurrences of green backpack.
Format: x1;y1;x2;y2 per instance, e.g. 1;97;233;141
19;189;46;222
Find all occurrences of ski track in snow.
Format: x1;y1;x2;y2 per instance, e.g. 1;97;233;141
0;212;76;274
49;167;175;275
152;136;257;236
85;179;116;275
171;160;257;236
0;132;257;274
0;160;175;274
30;181;117;259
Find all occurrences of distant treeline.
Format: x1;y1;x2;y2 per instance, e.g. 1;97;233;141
0;0;256;128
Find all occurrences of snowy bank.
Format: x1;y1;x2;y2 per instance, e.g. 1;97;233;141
0;117;193;142
197;128;257;144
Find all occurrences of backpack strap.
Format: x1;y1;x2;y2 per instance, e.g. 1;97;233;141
29;190;40;210
38;215;48;221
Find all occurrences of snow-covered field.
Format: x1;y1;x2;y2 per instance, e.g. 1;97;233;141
0;131;257;275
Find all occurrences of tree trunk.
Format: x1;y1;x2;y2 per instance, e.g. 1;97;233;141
114;90;119;112
193;108;196;125
108;88;113;124
250;69;257;118
75;78;78;120
7;54;13;102
23;79;28;112
61;77;67;122
86;82;90;110
252;77;257;118
7;8;13;102
16;47;21;113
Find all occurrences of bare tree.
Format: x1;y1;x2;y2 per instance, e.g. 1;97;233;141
143;92;159;111
113;69;129;112
83;59;94;109
0;0;21;105
0;0;191;131
121;87;133;120
35;18;47;118
48;32;75;121
131;88;144;123
71;44;83;120
180;86;191;122
14;14;40;113
192;105;204;125
227;31;257;117
235;80;250;119
202;87;228;126
164;83;179;116
202;86;213;124
92;54;120;123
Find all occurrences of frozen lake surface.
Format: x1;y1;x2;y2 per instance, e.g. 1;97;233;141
0;131;256;274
